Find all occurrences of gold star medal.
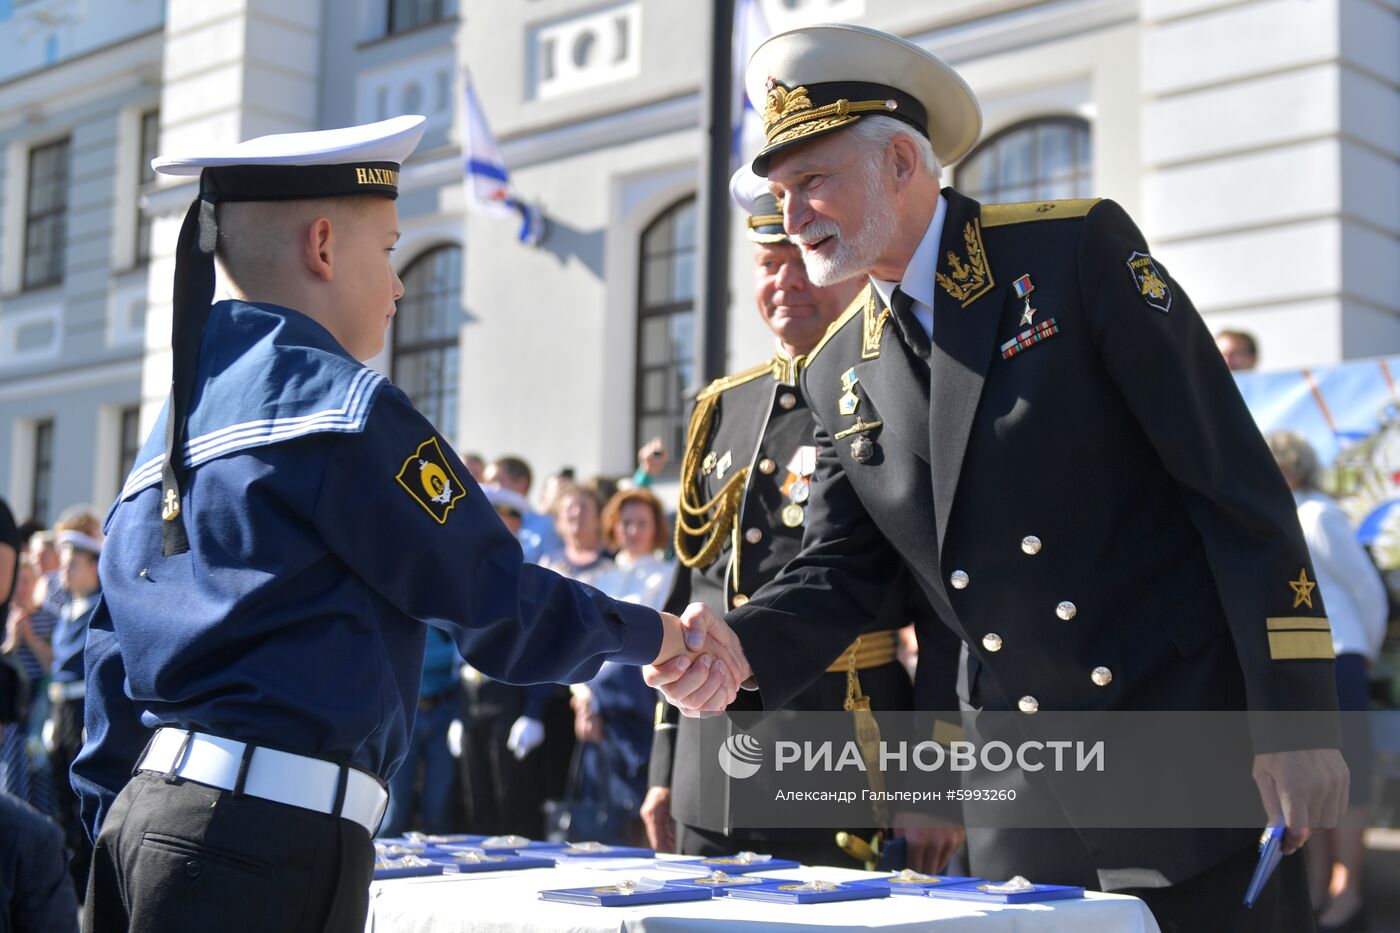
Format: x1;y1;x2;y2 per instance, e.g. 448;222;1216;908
1013;274;1036;327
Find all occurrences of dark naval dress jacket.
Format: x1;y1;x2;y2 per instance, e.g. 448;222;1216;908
725;189;1340;888
648;351;956;838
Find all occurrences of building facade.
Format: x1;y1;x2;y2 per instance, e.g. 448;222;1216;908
0;0;1395;518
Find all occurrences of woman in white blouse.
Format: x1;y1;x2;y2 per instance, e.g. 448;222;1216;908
1268;431;1387;933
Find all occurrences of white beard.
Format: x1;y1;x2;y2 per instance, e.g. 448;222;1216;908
796;164;896;287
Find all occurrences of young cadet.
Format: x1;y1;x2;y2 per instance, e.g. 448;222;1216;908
72;116;699;933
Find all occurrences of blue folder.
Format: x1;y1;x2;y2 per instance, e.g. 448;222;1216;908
1244;824;1285;909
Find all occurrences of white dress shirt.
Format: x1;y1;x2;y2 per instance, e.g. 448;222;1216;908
1295;489;1388;660
870;193;946;341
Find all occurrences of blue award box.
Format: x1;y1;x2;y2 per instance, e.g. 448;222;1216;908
663;871;772;896
656;854;801;874
924;880;1085;904
851;870;987;896
373;860;446;881
539;880;713;907
432;851;556;873
554;842;655;859
724;879;890;905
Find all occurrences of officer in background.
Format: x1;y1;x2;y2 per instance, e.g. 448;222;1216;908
73;116;691;933
643;168;964;872
650;24;1345;933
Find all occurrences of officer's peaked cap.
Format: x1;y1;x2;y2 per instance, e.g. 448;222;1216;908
729;165;789;244
745;23;981;176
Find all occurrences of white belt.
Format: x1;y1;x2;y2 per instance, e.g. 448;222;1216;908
137;728;388;836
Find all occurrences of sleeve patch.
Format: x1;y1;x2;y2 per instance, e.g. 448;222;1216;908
1126;251;1172;314
395;436;466;524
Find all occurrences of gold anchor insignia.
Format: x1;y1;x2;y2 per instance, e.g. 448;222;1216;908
161;488;180;521
1289;567;1317;610
935;219;995;307
763;81;813;132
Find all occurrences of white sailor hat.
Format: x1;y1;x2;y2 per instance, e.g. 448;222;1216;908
56;530;102;555
729;165;788;244
482;485;532;519
151;116;427;558
744;23;981;175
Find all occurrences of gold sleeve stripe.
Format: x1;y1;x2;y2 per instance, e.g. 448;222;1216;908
981;198;1102;228
1268;630;1336;661
1266;616;1333;632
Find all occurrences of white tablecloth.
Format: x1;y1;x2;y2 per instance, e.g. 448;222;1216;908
366;863;1162;933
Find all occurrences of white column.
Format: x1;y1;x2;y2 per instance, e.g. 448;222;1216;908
1140;0;1400;369
140;0;324;428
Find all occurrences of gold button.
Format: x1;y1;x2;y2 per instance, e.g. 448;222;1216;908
732;593;748;608
1021;535;1042;555
744;527;763;545
1018;696;1039;713
758;458;776;475
950;570;969;590
1091;666;1113;687
982;633;1003;653
1056;601;1077;621
779;392;797;410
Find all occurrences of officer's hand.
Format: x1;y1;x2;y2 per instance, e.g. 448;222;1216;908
893;811;965;875
643;603;752;716
1253;748;1349;854
640;786;675;852
506;716;545;760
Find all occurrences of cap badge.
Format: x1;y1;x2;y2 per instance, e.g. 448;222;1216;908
763;82;813;132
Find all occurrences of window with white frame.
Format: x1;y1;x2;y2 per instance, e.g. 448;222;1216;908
135;110;159;264
955;117;1092;205
30;418;53;525
392;246;463;436
635;196;697;462
23;137;70;289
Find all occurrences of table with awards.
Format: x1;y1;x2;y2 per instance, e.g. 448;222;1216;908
365;837;1162;933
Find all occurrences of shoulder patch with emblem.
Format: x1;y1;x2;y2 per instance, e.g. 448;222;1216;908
1126;251;1171;314
396;436;466;524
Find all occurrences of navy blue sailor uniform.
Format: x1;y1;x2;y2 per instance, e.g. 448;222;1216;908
73;115;667;933
648;349;959;866
76;300;661;829
725;189;1340;908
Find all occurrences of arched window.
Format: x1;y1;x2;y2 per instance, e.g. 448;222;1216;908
392;245;463;435
955;117;1092;204
635;197;697;462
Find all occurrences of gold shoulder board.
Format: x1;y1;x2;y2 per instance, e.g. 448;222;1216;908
981;198;1102;229
695;360;775;403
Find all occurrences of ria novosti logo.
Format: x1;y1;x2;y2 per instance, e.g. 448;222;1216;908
717;732;764;779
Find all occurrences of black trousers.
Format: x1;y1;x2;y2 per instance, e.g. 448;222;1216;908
1123;843;1315;933
50;696;91;897
83;771;373;933
674;821;869;870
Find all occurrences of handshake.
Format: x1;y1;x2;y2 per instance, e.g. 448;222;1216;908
646;603;754;716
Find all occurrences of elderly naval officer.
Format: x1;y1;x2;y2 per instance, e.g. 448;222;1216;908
648;23;1346;933
644;167;965;873
72;116;696;933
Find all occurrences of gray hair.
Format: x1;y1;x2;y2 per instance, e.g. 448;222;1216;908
1266;430;1321;491
844;116;942;177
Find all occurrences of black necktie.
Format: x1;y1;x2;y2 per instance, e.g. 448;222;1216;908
889;287;931;360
